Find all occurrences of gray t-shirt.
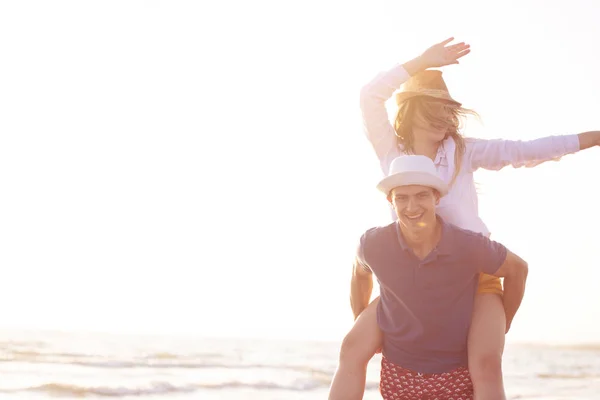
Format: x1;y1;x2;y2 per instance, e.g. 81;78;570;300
358;218;507;374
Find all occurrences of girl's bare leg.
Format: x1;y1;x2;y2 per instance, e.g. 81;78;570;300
328;297;383;400
468;293;507;400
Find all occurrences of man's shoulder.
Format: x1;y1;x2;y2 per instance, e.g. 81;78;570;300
358;222;399;267
359;222;397;256
441;221;491;249
361;221;396;243
445;222;488;239
442;220;506;258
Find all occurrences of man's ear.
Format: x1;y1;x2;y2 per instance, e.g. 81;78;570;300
435;190;441;205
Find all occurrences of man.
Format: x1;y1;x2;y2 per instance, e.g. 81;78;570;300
351;155;528;399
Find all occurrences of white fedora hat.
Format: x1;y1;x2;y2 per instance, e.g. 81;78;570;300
377;155;448;197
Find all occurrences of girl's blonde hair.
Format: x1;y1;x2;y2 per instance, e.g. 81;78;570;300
393;97;478;187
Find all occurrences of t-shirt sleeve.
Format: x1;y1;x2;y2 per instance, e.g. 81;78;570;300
355;232;372;273
465;232;507;275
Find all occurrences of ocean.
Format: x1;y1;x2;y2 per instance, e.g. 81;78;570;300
0;330;599;399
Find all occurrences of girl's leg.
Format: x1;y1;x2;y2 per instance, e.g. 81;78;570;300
468;288;507;400
328;297;383;400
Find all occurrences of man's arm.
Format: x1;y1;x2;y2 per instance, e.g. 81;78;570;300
350;258;373;320
492;250;529;333
468;232;529;333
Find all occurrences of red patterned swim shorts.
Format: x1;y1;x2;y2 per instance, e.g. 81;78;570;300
380;356;474;399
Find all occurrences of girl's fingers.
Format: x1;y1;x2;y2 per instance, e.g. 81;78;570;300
455;49;471;59
438;37;455;46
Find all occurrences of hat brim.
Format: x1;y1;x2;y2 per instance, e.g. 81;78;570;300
377;171;449;197
396;91;461;107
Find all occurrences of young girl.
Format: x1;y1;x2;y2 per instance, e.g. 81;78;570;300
329;38;600;400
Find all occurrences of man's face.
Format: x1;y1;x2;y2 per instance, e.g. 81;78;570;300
390;185;440;232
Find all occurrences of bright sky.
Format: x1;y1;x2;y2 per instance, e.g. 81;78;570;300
1;0;599;345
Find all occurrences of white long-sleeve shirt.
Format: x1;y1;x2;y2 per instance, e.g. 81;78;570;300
360;64;580;235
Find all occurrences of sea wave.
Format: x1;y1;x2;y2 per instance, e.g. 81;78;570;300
6;382;195;397
0;348;335;375
0;340;48;349
0;347;217;361
65;360;335;377
0;379;379;397
537;372;600;379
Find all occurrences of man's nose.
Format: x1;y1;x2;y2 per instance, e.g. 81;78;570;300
406;197;418;212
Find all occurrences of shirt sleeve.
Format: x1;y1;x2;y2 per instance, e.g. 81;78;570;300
355;232;372;274
466;134;581;172
464;232;508;276
359;64;411;175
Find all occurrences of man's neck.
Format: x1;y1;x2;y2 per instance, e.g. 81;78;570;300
400;219;441;259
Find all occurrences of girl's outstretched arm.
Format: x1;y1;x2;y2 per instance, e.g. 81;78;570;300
466;132;599;172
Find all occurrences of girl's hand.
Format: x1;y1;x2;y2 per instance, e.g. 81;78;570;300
419;37;471;69
577;131;600;150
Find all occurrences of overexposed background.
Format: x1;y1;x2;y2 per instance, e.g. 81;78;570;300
0;0;598;345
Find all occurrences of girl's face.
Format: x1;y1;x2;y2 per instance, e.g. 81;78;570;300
412;99;459;142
